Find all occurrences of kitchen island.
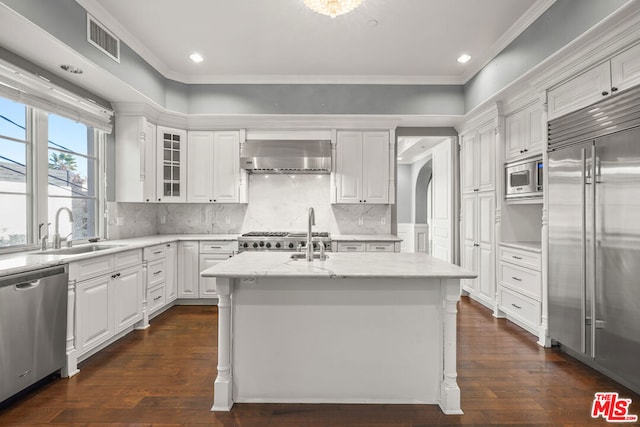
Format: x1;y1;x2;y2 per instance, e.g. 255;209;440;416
201;252;475;415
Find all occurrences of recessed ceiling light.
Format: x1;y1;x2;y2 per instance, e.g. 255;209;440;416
189;53;204;63
60;65;83;74
397;156;403;160
457;54;471;64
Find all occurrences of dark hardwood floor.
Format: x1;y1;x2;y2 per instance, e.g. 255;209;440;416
1;297;639;426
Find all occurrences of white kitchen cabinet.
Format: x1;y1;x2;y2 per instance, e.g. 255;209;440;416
115;115;157;203
187;131;241;203
548;43;640;120
198;240;238;298
178;241;199;298
505;103;544;161
461;122;495;194
143;242;177;318
157;126;187;203
498;244;542;338
113;265;144;334
165;242;177;303
335;131;390;204
335;241;400;252
76;274;113;355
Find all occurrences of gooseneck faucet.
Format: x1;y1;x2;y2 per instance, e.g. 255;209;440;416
307;207;315;261
52;207;74;249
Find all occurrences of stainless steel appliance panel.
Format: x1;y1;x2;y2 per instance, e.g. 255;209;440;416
0;266;68;403
505;156;543;200
548;142;591;355
593;128;640;391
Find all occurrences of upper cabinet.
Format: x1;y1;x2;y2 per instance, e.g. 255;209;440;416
548;43;640;120
461;122;495;194
505;103;544;161
335;130;390;204
187;131;241;203
157;126;187;203
115;116;156;203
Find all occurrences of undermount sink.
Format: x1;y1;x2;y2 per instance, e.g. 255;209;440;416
289;253;329;261
33;244;125;256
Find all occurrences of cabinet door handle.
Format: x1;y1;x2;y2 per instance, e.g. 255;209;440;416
111;274;117;279
209;246;222;249
473;188;479;192
511;303;522;310
375;246;386;250
511;276;522;282
153;250;163;255
602;91;609;96
473;243;480;247
154;270;162;275
153;295;162;301
346;246;358;250
611;87;618;93
512;255;523;260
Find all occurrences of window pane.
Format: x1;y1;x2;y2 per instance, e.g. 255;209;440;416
48;149;95;197
48;114;93;156
48;197;96;241
0;98;26;141
0;194;27;247
0;138;27;193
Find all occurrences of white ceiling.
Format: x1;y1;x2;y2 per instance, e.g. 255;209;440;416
78;0;546;84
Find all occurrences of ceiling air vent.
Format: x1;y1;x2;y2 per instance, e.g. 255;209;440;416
87;14;120;63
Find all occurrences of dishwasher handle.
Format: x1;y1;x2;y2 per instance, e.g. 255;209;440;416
14;281;41;291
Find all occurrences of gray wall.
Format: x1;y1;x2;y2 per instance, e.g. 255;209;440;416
396;164;412;223
464;0;628;112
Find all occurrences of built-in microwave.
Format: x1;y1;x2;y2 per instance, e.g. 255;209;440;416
505;156;543;199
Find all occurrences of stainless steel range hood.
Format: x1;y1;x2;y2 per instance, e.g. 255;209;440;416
240;140;332;174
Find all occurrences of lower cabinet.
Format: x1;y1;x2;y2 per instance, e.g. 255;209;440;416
144;242;177;318
497;244;542;339
334;241;400;252
71;250;143;358
178;241;199;298
178;240;237;299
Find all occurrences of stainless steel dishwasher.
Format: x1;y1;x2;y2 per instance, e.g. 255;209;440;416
0;265;68;403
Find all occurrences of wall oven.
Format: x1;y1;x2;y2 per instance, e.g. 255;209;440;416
505;156;543;199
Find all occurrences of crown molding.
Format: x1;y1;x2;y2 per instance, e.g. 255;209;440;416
169;74;464;86
456;102;500;135
460;0;556;84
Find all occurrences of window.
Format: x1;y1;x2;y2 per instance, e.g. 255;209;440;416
0;95;105;251
0;98;30;248
48;114;99;241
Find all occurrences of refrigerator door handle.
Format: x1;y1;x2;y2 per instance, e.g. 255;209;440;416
581;147;588;354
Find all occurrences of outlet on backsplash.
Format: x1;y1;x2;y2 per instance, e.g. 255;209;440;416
116;217;124;226
160;215;166;224
358;216;364;226
225;216;231;224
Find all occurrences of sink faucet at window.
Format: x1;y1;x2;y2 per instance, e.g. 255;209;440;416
52;207;74;249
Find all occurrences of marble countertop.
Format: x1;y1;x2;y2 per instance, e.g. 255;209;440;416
201;252;476;279
0;234;240;277
332;234;402;242
499;241;542;253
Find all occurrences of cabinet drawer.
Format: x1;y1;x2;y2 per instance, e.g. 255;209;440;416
148;284;166;313
69;255;114;282
337;242;365;252
147;258;166;288
366;242;395;252
144;244;166;260
115;249;143;269
499;246;541;270
499;261;541;300
199;241;237;253
499;287;540;331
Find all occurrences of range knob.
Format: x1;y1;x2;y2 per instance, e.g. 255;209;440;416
266;242;271;248
275;243;281;248
252;242;258;248
259;241;265;247
243;242;248;248
288;242;294;249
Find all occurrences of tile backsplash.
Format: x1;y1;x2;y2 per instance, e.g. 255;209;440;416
107;174;391;238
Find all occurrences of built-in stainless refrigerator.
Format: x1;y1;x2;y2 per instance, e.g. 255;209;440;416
548;85;640;394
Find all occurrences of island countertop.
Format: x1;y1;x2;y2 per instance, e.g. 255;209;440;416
201;251;476;279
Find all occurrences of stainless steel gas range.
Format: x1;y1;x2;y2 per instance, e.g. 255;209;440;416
238;232;332;252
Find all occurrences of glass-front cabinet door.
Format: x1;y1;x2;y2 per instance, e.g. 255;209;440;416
156;126;186;203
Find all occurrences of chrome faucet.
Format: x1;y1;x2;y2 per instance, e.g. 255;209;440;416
52;207;74;249
306;207;315;261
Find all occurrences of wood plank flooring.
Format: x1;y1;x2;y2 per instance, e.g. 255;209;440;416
1;297;639;426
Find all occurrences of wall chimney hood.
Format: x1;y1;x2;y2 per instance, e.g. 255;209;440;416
240;140;332;174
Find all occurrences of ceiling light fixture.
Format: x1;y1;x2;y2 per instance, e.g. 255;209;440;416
303;0;364;18
457;54;471;64
189;53;204;63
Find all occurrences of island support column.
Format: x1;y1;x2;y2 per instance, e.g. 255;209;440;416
212;278;233;411
440;279;463;415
